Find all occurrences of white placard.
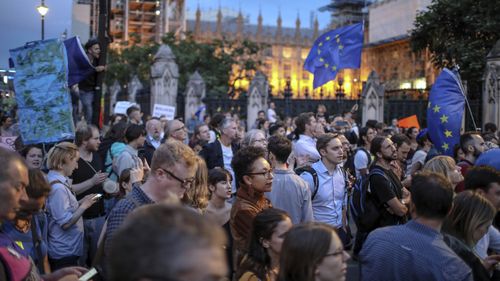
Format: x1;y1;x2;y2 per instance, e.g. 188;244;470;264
152;104;176;120
114;101;135;115
0;136;17;151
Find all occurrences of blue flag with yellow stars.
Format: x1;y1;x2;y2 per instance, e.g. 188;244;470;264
427;68;465;156
304;22;364;89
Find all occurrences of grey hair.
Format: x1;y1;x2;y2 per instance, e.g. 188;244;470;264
220;117;235;131
242;129;265;147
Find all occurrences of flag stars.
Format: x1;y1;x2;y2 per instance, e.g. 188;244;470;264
325;63;329;68
442;142;449;151
326;36;330;41
332;65;337;71
433;105;441;113
319;58;324;62
444;130;453;138
440;114;449;124
339;45;344;50
319;42;323;47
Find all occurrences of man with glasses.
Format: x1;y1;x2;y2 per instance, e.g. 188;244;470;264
103;140;198;258
166;119;188;143
300;133;350;246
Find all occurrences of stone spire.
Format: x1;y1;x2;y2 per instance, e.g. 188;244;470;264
276;12;282;42
294;13;301;42
236;10;244;39
216;6;222;37
194;4;201;38
313;16;319;40
256;10;263;42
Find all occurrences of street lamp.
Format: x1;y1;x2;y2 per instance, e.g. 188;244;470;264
37;0;49;40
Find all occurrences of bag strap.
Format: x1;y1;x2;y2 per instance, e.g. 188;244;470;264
297;166;320;200
30;218;45;274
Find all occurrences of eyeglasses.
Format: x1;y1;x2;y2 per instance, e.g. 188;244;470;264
173;126;186;132
324;248;345;259
246;170;273;178
158;168;195;188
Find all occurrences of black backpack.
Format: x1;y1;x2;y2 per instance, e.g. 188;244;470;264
295;166;320;200
349;167;386;232
344;147;372;179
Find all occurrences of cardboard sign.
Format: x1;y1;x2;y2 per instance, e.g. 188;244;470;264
0;136;17;151
152;104;176;120
114;101;136;115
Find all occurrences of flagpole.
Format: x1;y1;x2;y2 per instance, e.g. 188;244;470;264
451;67;479;131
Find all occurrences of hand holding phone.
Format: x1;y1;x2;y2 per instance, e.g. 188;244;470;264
78;268;98;281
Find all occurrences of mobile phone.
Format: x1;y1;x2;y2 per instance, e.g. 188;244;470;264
78;268;98;281
93;194;103;200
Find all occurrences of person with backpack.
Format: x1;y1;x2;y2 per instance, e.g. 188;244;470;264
352;127;376;179
352;136;410;257
299;133;351;247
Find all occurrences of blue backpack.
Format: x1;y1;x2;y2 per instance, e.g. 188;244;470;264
349;167;387;232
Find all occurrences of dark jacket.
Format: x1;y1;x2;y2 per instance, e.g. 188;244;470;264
139;138;156;166
199;140;239;170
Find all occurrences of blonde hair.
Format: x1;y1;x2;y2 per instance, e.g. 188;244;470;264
151;139;198;171
182;156;209;212
422;156;456;182
46;142;78;170
443;190;496;246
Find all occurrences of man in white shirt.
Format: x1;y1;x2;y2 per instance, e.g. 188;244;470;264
293;112;320;166
354;127;376;178
267;102;277;123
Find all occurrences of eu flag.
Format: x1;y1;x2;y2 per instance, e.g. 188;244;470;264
64;36;95;87
427;68;465;156
304;22;364;89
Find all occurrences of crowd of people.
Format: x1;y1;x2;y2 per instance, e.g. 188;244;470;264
0;101;499;281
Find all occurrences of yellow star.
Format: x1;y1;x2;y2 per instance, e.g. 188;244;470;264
444;130;453;138
325;63;329;68
326;36;330;41
338;45;344;50
433;105;441;113
442;142;449;151
319;42;323;47
332;65;337;71
319;58;324;62
440;114;449;124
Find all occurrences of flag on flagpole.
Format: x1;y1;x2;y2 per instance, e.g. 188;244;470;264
398;115;420;129
64;36;95;86
304;22;364;89
427;68;465;156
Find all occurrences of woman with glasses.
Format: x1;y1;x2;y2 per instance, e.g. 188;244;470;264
236;208;292;281
242;129;268;150
230;146;273;271
277;222;350;281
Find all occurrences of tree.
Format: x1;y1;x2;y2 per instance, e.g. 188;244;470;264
105;33;265;98
410;0;500;95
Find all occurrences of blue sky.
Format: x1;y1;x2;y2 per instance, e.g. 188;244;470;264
0;0;334;69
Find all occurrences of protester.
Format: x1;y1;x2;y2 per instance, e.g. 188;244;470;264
126;106;142;125
236;208;292;281
200;117;239;194
141;118;163;165
242;129;268;150
78;39;105;124
230;146;273;269
165;119;188;142
269;121;286;137
390;133;411;182
277;222;350;281
70;124;108;266
293;112;320;166
2;168;52;273
20;144;44;170
205;167;234;278
442;190;498;280
99;121;128;179
456;131;487;192
108;204;228;281
408;129;433;175
189;123;210;153
360;172;472;280
114;124;146;177
0;148;88;281
181;156;210;213
45;142;99;270
103;140;198;257
300;133;350;246
353;127;376;178
423;155;464;190
267;102;277;123
266;135;313;224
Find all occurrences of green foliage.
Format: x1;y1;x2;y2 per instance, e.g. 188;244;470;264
410;0;500;93
105;32;265;97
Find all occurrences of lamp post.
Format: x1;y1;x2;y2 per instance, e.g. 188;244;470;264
37;0;49;40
